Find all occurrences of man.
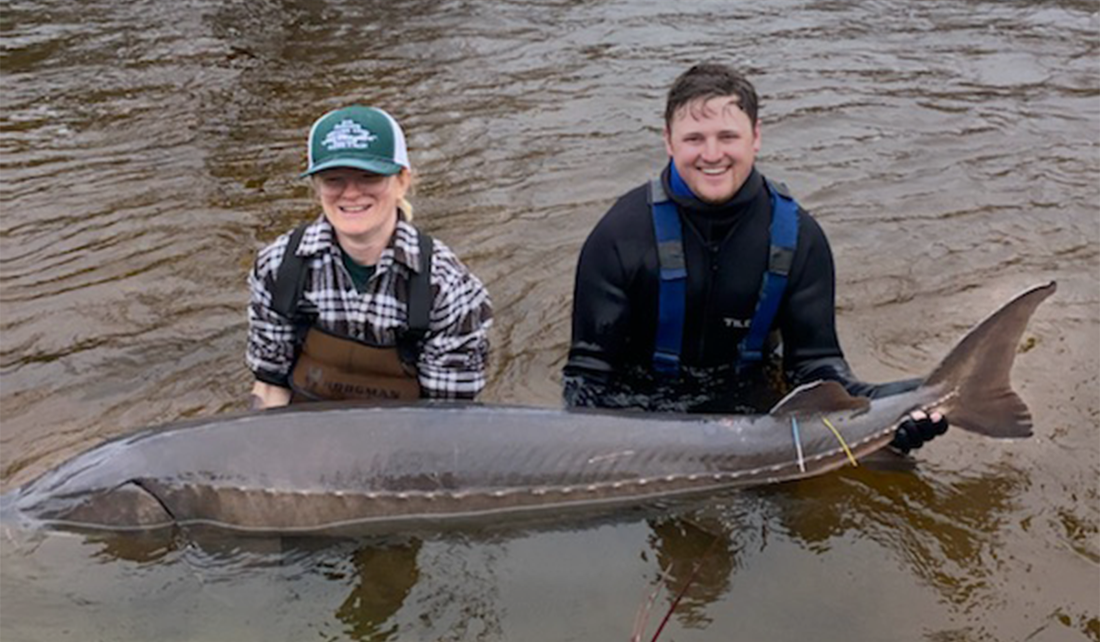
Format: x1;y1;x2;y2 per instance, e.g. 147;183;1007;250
563;62;943;453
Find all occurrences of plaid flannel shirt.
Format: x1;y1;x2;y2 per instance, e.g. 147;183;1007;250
247;217;493;399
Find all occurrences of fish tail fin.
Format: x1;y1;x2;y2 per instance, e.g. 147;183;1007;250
923;282;1056;438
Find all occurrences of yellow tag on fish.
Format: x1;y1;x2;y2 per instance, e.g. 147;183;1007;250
821;417;859;468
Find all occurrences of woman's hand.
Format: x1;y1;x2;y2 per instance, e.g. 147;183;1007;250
250;381;292;410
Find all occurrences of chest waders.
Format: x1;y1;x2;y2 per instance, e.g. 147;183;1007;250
649;178;800;375
271;223;433;403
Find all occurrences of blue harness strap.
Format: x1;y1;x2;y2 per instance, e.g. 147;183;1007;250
649;179;686;374
737;180;800;365
649;177;800;374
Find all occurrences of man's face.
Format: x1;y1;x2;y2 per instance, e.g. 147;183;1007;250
664;96;761;205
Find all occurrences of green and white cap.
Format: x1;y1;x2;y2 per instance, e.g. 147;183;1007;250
302;106;409;177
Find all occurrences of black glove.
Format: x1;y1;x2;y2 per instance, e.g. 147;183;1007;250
891;411;949;454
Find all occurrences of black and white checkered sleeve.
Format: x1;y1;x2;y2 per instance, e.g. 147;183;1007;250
416;248;493;399
245;235;299;387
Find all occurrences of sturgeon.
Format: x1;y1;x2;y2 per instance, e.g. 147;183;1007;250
1;282;1055;536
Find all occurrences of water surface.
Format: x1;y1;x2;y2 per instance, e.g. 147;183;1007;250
1;0;1097;640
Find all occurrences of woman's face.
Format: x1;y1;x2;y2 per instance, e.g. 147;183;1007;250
313;167;410;242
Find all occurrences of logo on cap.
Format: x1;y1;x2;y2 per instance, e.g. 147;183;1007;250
322;119;378;151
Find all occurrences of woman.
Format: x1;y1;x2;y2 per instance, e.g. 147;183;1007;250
247;105;492;408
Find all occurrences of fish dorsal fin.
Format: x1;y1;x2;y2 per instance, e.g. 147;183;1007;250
768;380;871;417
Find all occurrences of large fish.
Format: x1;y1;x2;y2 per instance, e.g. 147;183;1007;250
1;282;1055;536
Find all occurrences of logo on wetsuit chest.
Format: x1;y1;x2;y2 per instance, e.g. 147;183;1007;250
722;318;751;329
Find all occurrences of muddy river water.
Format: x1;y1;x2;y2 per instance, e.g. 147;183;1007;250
1;0;1097;640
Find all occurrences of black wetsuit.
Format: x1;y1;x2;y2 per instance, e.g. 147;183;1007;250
563;166;917;413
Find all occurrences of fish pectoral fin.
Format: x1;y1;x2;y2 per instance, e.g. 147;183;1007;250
768;380;871;417
60;479;176;529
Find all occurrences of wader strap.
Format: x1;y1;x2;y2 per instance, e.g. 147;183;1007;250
737;180;800;365
649;176;802;375
398;230;434;365
272;222;311;319
271;223;435;365
650;179;687;375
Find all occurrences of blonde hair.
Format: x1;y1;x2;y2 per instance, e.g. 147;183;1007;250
400;166;415;221
399;197;414;222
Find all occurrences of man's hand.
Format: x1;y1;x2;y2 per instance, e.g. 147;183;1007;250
891;410;949;454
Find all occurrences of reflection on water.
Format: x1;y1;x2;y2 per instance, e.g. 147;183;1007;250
1;0;1097;639
332;539;422;641
644;517;736;631
770;465;1026;605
